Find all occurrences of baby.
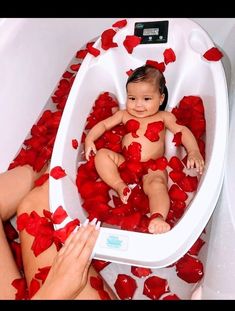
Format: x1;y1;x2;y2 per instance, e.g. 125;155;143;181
85;65;204;234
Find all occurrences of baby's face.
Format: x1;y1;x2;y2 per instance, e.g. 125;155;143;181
126;81;164;118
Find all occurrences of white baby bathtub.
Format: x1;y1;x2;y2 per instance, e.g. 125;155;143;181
49;18;229;268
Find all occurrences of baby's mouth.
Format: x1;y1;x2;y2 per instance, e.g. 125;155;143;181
134;109;146;112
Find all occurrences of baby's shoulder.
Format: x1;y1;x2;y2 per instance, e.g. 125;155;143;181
113;109;125;118
122;110;132;121
157;110;174;121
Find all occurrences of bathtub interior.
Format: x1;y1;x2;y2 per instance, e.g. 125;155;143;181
49;18;228;269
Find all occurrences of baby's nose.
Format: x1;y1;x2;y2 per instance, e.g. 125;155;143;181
136;100;143;107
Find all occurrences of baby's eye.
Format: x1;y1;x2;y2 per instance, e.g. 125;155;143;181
144;97;151;101
129;97;135;101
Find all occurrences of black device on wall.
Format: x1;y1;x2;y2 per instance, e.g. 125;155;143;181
134;21;169;44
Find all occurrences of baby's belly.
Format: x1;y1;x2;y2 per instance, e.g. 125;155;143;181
122;134;164;162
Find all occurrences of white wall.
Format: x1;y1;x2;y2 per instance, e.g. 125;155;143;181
192;18;235;47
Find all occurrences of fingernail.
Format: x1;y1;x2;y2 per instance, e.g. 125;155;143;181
90;218;97;226
82;219;89;227
95;221;101;230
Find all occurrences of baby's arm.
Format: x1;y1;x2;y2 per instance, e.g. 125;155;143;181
85;110;124;160
163;112;205;174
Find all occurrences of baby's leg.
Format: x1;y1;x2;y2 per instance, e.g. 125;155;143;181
0;165;46;221
95;148;131;204
143;169;170;234
17;180;115;300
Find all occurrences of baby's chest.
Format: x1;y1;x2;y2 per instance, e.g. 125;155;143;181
124;119;165;142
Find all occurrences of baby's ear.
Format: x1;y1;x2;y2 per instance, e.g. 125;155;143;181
160;93;165;105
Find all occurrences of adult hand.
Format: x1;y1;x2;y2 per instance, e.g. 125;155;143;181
32;220;100;299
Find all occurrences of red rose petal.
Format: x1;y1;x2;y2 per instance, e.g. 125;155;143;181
34;173;49;187
92;259;110;272
101;28;118;50
203;47;223;61
3;220;19;241
50;166;67;179
169;184;188;201
170;200;186;219
53;218;80;243
112;19;127;29
52;206;68;224
86;202;110;222
188;237;205;256
126;69;133;76
131;266;152;278
162;293;180;300
70;63;81;72
31;228;54;257
114;274;137;300
90;276;104;290
169;170;186;183
146;60;166;73
163;48;176;65
144;121;164;142
120;212;142;231
168;156;184;171
125;119;140;138
176;253;204;283
86;42;100;57
10;241;23;271
34;266;51;284
11;277;28;300
72;139;79;149
178;175;198;192
17;213;30;231
43;209;52;220
122;142;142;162
123;35;141;54
62;71;74;79
76;49;88;59
172;131;182;146
29;278;40;299
153;156;168;171
25;211;43;236
123;186;131;196
98;289;112;300
143;275;168;300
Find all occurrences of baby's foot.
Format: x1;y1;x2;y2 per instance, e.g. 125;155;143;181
115;182;131;204
148;217;171;234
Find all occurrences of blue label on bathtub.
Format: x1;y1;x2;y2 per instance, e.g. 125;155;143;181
100;233;128;251
106;235;123;249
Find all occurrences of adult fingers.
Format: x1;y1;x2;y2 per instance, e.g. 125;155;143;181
58;230;77;256
61;219;90;256
76;225;100;268
66;219;98;258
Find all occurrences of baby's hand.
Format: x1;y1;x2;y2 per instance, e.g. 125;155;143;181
187;150;205;175
85;141;97;161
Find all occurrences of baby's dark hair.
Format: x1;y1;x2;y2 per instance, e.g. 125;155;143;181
126;65;166;95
